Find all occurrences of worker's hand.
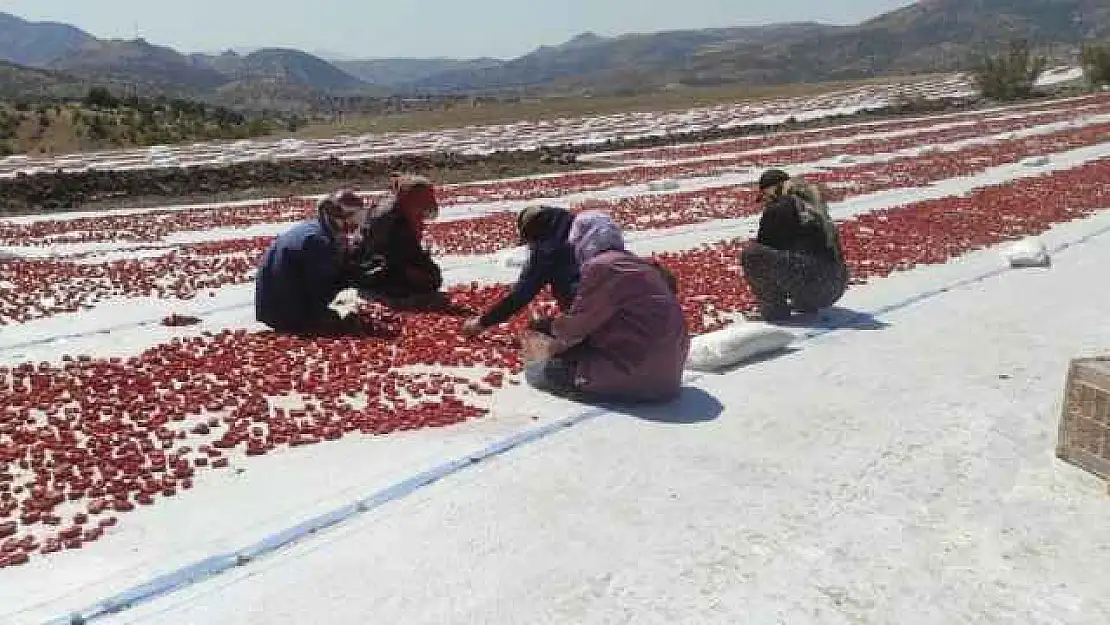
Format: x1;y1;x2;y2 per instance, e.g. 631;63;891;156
461;316;486;338
520;330;556;362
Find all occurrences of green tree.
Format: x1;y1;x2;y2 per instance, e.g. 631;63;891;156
1082;43;1110;87
84;86;118;109
973;40;1047;101
0;111;18;140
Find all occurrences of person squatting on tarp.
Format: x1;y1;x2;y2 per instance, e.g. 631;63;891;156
740;169;849;322
352;174;446;309
519;211;690;403
255;189;368;335
461;205;580;337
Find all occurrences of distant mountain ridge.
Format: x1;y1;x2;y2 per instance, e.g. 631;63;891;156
404;23;840;93
0;12;95;67
51;39;230;91
0;1;1106;101
0;12;372;96
191;48;368;92
402;1;1107;93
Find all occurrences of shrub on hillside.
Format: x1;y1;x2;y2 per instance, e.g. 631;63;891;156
972;40;1047;101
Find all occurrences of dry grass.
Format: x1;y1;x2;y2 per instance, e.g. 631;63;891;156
6;106;115;156
293;76;924;139
23;110;86;155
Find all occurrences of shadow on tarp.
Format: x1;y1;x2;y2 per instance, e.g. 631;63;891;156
778;306;891;331
573;386;725;425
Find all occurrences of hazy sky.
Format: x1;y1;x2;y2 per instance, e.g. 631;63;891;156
0;0;915;60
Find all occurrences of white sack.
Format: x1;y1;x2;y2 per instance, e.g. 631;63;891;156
685;322;795;372
1020;155;1050;167
1001;238;1051;268
648;179;680;192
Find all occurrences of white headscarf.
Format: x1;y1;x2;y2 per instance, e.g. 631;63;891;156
567;211;626;266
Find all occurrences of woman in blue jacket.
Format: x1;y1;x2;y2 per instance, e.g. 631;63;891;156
255;190;366;335
462;205;580;337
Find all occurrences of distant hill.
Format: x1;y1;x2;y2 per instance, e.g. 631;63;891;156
408;0;1108;93
212;79;334;112
0;1;1107;102
332;57;503;88
0;12;95;67
0;61;90;99
50;39;231;92
192;48;370;92
0;11;374;100
406;26;836;93
704;0;1110;83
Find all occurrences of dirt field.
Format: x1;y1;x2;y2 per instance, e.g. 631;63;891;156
293;76;929;138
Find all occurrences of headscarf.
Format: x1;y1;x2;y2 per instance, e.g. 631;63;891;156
317;189;367;254
778;176;844;265
567;211;626;266
392;174;438;236
757;168;791;202
517;205;563;245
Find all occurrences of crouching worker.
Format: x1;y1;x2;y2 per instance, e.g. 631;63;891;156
461;205;580;337
520;212;689;403
255;190;367;335
354;174;446;309
740;169;849;322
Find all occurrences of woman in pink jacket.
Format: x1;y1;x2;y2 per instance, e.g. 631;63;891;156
521;211;690;403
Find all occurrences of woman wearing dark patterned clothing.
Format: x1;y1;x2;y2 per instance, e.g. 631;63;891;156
740;169;849;322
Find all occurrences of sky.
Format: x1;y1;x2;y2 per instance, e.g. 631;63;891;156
0;0;916;60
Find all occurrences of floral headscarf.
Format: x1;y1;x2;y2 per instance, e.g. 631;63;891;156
567;211;626;266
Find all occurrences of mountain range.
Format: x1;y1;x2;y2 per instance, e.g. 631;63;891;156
0;0;1106;104
412;0;1107;93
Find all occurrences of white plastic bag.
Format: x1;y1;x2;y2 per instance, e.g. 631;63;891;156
685;322;795;372
1001;238;1051;268
648;179;680;192
1020;155;1050;167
